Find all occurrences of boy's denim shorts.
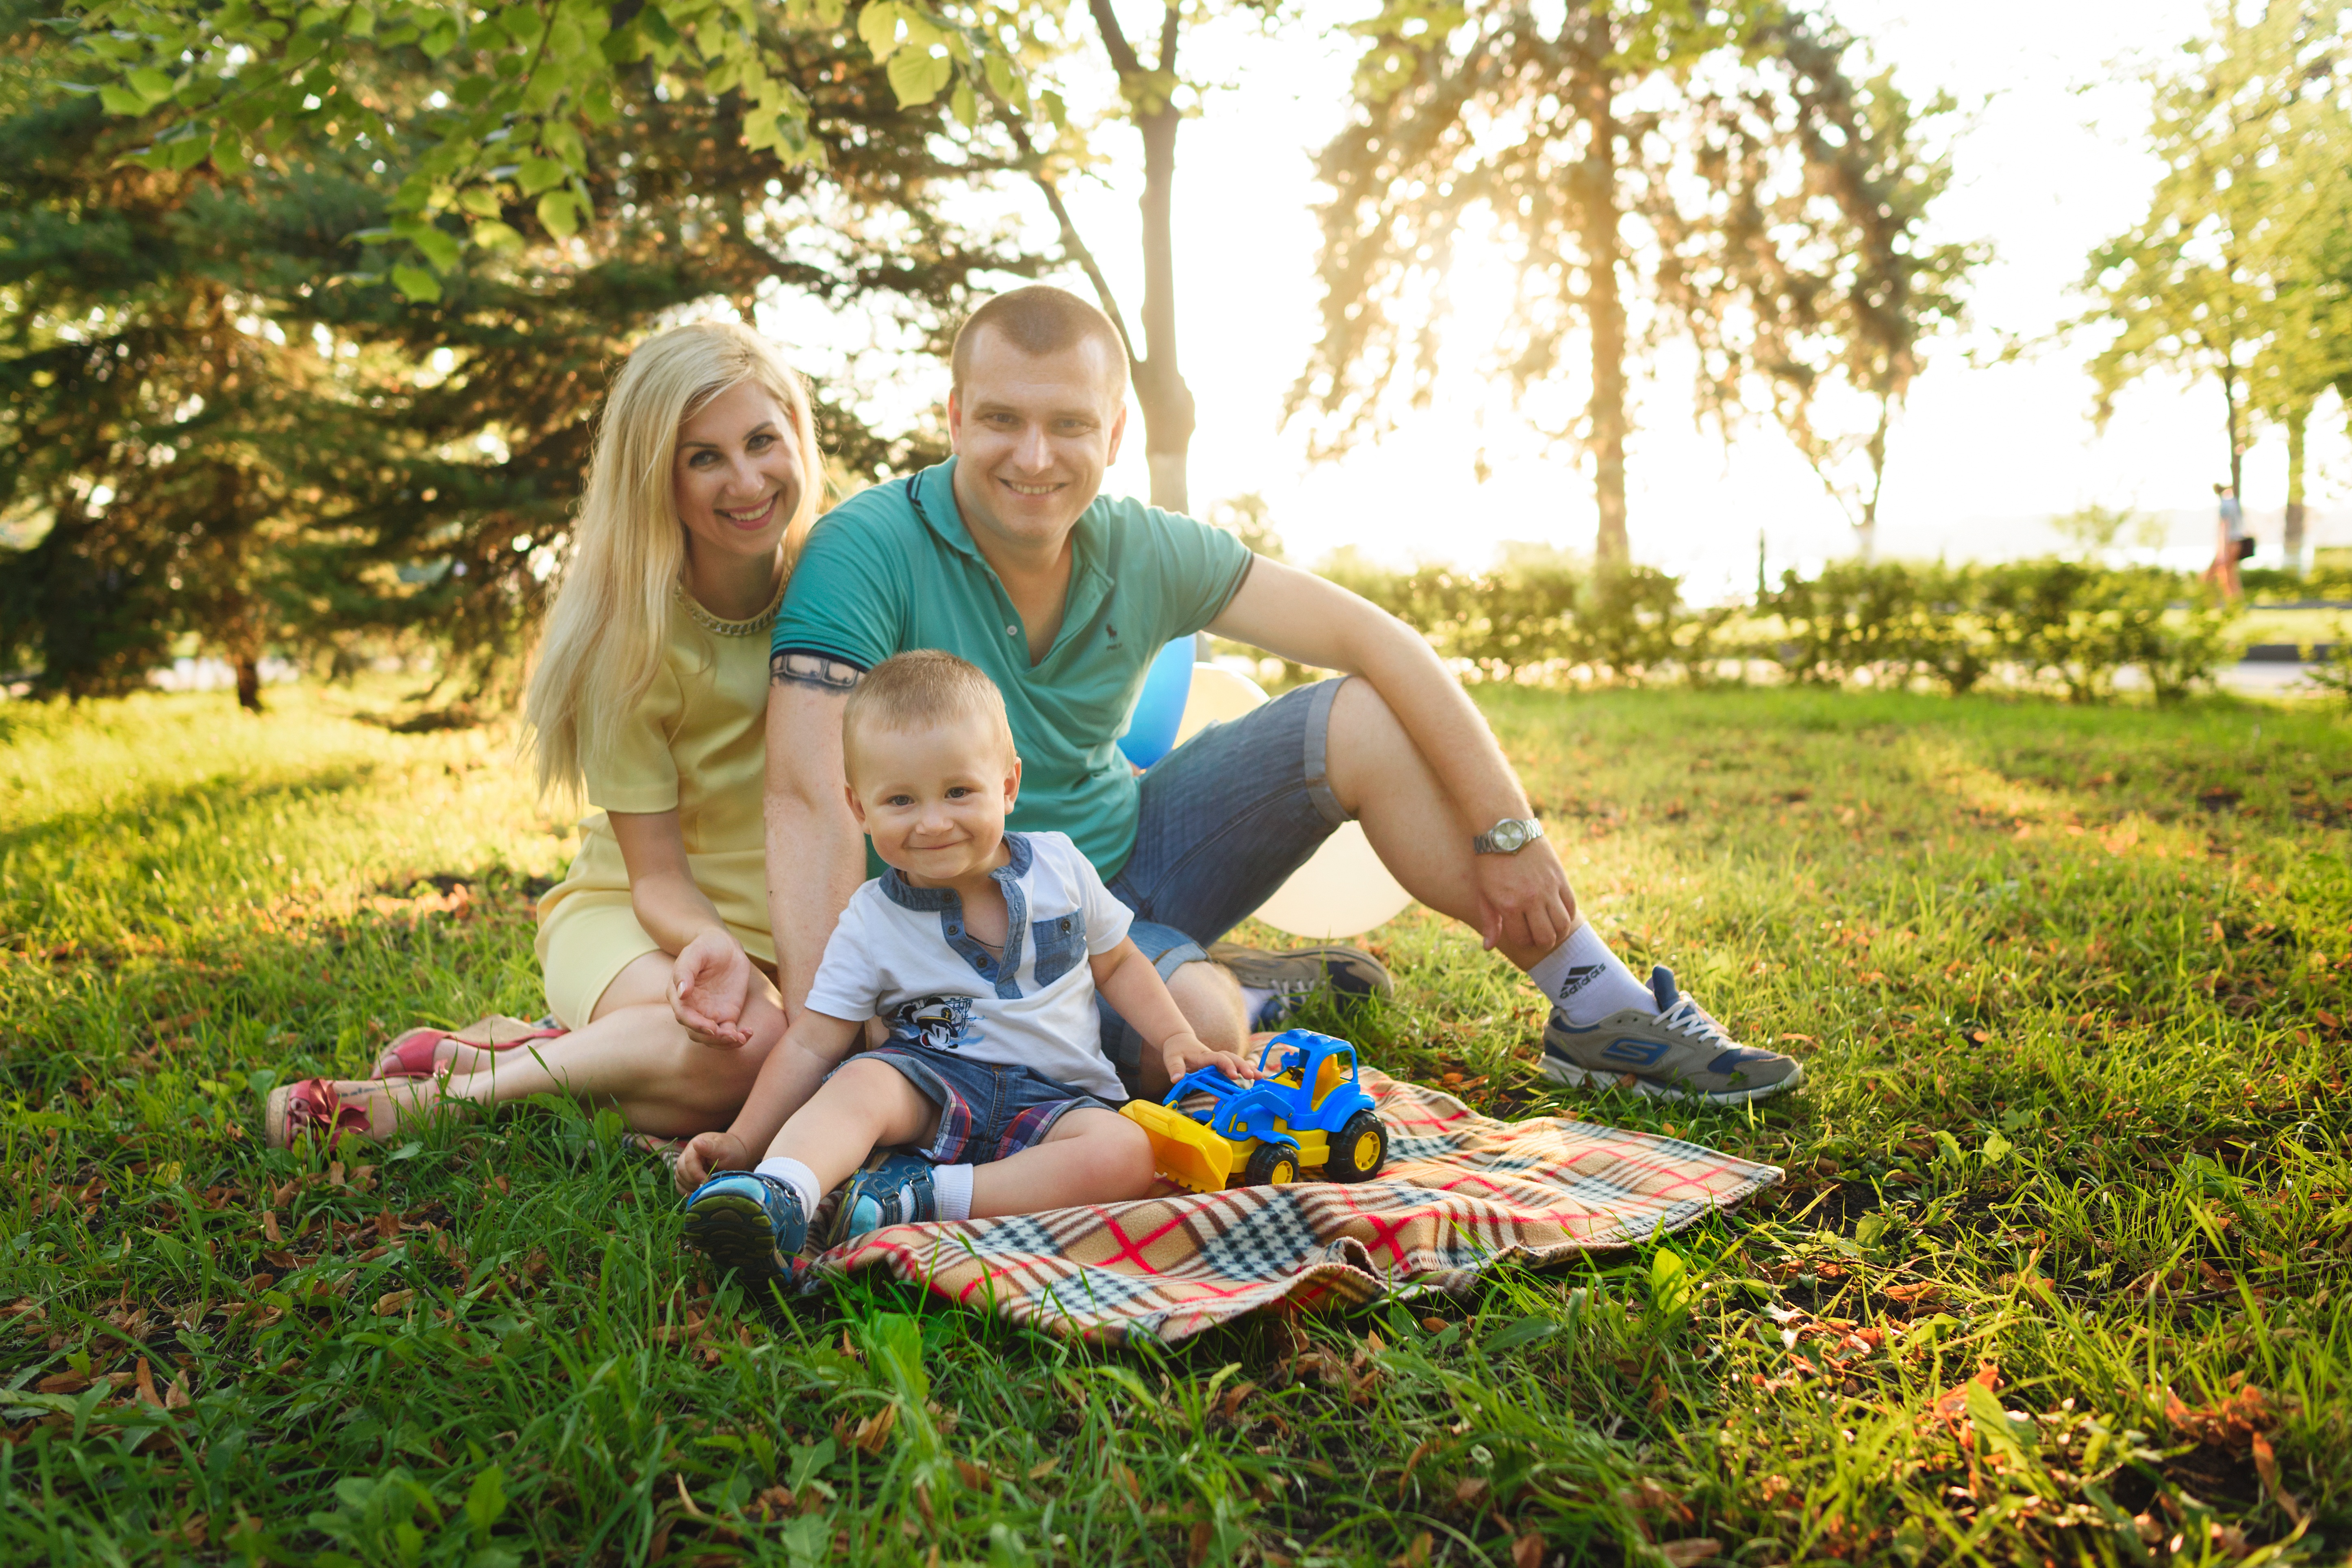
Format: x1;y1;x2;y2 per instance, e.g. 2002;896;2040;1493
1096;676;1352;1077
851;1045;1116;1166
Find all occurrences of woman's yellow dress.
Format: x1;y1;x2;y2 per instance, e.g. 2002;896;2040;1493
533;583;779;1028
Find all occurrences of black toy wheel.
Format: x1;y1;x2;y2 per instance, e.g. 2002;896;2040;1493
1244;1143;1300;1187
1326;1110;1388;1183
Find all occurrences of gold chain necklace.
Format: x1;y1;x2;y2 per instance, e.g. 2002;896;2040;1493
674;573;785;638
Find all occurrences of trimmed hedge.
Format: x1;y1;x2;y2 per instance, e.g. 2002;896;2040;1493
1276;557;2247;702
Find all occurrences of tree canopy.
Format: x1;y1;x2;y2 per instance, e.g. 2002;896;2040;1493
1291;0;1976;565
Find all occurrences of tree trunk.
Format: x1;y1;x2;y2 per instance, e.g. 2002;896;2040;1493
1083;0;1196;515
1133;97;1195;514
1572;18;1628;569
1855;396;1893;563
2284;401;2308;572
2222;365;2244;499
234;655;263;713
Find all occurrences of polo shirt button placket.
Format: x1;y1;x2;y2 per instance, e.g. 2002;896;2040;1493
1005;624;1017;637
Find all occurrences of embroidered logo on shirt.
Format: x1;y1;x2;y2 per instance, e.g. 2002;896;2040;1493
889;994;982;1053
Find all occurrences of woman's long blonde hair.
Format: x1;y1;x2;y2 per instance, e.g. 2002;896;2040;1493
525;321;822;798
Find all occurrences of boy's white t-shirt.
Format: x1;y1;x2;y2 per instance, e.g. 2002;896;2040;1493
802;831;1134;1099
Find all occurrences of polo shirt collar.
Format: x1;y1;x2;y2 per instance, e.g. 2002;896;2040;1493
911;459;1108;574
910;460;981;561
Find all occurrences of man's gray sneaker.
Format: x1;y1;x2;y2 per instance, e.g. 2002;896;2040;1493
1209;942;1393;1031
1539;966;1802;1105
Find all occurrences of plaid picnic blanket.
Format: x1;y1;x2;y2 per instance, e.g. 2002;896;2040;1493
826;1068;1782;1345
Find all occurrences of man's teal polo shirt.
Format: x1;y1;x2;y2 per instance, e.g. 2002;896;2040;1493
773;459;1254;879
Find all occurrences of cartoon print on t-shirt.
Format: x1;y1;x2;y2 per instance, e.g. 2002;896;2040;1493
888;994;982;1053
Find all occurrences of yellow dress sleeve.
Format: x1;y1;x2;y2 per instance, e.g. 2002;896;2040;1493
581;659;686;815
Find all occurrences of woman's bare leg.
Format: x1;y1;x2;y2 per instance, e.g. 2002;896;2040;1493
309;953;782;1142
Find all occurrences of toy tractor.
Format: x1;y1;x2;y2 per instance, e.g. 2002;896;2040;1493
1122;1028;1389;1192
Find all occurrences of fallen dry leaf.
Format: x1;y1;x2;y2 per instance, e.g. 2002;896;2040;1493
2251;1431;2302;1523
1389;1532;1433;1568
135;1358;162;1409
372;1290;416;1318
1512;1535;1545;1568
953;1458;993;1492
1659;1541;1721;1567
1454;1476;1489;1506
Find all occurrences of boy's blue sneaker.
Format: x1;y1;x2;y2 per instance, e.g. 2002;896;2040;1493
682;1172;806;1288
829;1151;938;1247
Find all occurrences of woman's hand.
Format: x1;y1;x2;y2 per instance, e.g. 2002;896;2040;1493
1163;1031;1257;1087
670;929;754;1047
674;1129;751;1196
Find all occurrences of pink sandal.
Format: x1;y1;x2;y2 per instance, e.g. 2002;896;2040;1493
264;1079;372;1149
373;1017;565;1079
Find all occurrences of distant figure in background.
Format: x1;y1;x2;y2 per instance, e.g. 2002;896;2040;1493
2204;482;2248;601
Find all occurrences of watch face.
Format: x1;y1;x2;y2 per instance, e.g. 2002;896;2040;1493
1491;820;1528;852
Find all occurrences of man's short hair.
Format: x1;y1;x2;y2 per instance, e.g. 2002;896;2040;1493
950;285;1129;395
842;650;1017;772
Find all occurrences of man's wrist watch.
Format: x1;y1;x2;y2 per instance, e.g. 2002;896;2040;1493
1473;817;1544;855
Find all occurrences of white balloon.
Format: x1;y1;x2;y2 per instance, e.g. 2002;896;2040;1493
1164;664;1416;940
1172;664;1272;746
1252;821;1415;939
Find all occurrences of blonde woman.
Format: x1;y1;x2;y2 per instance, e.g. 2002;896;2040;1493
265;321;817;1145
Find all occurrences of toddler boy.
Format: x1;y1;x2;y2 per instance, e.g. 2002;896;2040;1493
676;650;1255;1288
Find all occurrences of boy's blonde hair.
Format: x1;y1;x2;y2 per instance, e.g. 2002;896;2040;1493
524;320;823;798
842;650;1016;774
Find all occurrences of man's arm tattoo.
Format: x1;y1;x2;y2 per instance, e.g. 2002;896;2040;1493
771;650;864;692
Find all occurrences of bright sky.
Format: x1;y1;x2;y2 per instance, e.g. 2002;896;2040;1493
771;0;2352;601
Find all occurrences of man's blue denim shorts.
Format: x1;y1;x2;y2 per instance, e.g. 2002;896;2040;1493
850;1045;1115;1166
1096;676;1351;1078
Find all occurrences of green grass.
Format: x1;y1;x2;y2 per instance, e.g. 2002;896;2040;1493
3;681;2349;1566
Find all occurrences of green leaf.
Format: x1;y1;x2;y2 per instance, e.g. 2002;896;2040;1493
1933;1129;1964;1165
1649;1247;1692;1320
1963;1379;2035;1470
163;133;213;170
885;48;950;108
456;185;504;217
421;18;459;57
98;83;147;115
1980;1131;2013;1163
950;80;975;128
1482;1314;1557;1355
389;1138;426;1160
406;224;461;270
517;156;567;195
127;66;176;105
346;3;376;37
391;265;441;301
463;1464;506;1537
857;1;901;61
540;120;586;170
535;191;580;237
982;51;1021;107
1854;1212;1889;1246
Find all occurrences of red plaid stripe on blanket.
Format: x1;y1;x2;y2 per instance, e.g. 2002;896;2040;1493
826;1068;1782;1344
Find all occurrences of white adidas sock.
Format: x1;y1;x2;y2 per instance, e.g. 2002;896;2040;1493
1529;921;1658;1026
933;1163;975;1222
753;1157;821;1217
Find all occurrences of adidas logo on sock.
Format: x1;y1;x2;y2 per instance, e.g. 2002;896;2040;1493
1554;964;1606;1002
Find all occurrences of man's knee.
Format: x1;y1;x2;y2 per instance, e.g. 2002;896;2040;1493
1164;958;1246;1051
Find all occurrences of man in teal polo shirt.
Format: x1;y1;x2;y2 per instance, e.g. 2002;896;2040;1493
680;285;1799;1129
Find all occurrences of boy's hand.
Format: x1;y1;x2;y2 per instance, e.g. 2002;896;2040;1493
671;930;753;1048
1163;1031;1256;1086
674;1129;751;1196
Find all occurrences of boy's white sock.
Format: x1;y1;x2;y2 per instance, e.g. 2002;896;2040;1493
1238;985;1278;1027
753;1157;822;1217
932;1163;975;1222
1529;921;1658;1026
